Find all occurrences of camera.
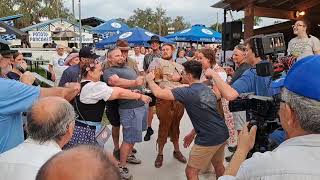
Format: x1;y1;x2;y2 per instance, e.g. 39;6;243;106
229;94;282;155
228;33;287;155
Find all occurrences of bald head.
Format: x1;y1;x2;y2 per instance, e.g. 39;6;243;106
26;97;75;143
36;145;120;180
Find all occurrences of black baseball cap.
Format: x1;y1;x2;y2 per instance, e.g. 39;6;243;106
0;43;17;56
79;47;99;59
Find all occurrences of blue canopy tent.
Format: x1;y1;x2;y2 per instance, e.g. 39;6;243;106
165;24;222;43
90;19;130;38
95;27;175;49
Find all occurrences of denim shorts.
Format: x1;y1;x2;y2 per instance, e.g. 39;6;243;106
119;105;148;144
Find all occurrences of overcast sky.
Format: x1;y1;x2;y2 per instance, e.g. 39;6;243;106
64;0;286;27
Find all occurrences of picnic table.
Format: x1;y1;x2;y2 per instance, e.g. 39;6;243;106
31;72;54;87
24;57;49;71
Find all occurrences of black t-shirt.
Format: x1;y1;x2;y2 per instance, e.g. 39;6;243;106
6;71;20;81
172;83;229;146
7;71;38;86
230;63;252;84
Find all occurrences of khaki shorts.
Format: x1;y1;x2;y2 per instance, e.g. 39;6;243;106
188;143;225;170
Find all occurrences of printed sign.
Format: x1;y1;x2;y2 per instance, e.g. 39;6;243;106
29;31;52;43
70;33;93;43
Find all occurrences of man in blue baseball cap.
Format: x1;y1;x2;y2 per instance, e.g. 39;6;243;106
218;55;320;180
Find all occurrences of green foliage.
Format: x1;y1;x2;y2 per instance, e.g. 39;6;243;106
0;0;72;28
209;22;222;32
126;7;190;36
239;16;263;26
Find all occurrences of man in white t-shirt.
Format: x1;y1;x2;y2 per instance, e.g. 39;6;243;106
0;97;75;180
49;44;68;86
130;46;145;74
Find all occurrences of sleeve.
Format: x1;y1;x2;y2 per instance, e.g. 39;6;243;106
49;56;54;66
311;36;320;52
217;175;237;180
287;40;292;55
218;72;228;82
58;69;70;87
80;81;114;104
171;87;190;104
102;69;116;85
231;69;254;94
143;55;149;71
0;79;40;114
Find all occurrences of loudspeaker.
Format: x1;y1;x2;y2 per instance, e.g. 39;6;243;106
222;21;242;51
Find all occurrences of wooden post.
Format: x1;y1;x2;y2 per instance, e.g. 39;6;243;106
244;3;254;40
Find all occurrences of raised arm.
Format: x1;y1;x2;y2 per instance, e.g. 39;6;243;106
108;87;151;104
145;71;175;101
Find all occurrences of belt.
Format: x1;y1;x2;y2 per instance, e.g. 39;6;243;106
75;120;96;130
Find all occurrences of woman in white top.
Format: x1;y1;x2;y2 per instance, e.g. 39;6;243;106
64;60;151;148
198;48;237;146
287;19;320;60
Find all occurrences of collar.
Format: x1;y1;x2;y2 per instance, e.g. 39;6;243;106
24;138;61;150
275;134;320;151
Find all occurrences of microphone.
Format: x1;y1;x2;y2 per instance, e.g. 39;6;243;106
15;64;40;86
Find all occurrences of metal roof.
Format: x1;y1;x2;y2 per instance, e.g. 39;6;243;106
20;18;91;32
0;14;23;22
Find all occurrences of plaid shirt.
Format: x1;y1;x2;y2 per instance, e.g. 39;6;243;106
143;53;161;72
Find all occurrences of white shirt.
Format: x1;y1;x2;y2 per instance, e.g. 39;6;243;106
287;35;320;60
0;138;61;180
130;54;145;72
219;134;320;180
49;53;68;81
80;80;114;104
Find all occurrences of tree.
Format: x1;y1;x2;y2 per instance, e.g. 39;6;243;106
239;16;263;26
209;22;222;32
0;0;72;28
170;16;191;32
126;7;190;36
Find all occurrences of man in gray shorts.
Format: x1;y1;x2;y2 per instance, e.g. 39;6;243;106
103;47;150;180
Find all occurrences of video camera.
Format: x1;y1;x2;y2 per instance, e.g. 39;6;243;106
229;33;287;154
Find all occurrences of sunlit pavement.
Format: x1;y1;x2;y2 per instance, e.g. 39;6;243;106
104;110;231;180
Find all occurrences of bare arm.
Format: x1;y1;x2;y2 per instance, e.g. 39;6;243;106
108;75;143;89
40;85;80;102
108;87;142;100
224;123;257;176
145;70;175;101
205;69;239;101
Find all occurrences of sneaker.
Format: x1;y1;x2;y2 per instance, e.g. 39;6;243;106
132;148;137;154
144;127;154;141
113;149;120;161
127;154;141;164
119;166;133;180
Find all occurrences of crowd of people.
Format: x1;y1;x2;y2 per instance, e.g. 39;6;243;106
0;19;320;180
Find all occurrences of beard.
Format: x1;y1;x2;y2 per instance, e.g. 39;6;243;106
1;66;12;75
116;62;126;68
162;55;173;60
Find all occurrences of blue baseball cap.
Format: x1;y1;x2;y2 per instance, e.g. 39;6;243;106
271;55;320;101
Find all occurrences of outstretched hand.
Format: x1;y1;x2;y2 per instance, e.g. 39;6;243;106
140;94;152;104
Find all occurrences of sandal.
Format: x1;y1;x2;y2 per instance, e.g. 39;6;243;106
154;154;163;168
173;151;187;164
